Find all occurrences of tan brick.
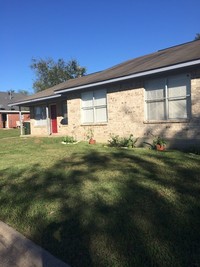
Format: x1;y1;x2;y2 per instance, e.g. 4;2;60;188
29;71;200;147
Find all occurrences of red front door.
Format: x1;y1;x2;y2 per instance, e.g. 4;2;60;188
50;105;58;133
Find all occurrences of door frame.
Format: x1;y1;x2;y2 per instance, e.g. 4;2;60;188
50;104;58;134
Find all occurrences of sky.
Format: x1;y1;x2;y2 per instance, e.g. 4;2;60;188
0;0;200;94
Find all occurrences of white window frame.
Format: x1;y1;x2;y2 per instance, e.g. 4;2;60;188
81;89;108;124
145;74;191;121
61;100;68;125
34;106;47;126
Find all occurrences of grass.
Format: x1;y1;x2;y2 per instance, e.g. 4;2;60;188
0;128;20;139
0;131;200;267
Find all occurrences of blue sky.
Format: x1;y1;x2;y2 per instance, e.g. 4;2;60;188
0;0;200;93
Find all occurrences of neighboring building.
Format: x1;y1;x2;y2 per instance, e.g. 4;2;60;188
10;40;200;148
0;92;30;128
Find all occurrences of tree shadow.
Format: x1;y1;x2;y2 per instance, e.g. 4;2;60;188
140;105;200;151
0;146;200;267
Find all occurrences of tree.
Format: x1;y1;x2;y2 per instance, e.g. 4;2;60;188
194;33;200;40
17;89;29;95
30;58;86;92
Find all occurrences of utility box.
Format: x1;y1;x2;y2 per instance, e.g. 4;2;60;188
23;122;31;135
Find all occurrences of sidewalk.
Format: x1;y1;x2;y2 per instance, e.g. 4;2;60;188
0;221;70;267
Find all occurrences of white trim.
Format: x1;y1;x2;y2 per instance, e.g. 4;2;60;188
49;104;58;134
19;108;23;135
34;106;47;127
144;74;191;121
7;59;200;107
0;110;30;114
8;94;61;106
81;89;108;124
6;114;9;128
55;59;200;94
46;105;51;135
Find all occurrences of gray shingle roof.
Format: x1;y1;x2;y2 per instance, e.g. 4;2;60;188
54;39;200;92
0;92;28;110
11;39;200;105
13;87;57;105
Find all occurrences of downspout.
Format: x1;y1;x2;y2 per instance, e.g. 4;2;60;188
46;105;51;135
19;107;23;135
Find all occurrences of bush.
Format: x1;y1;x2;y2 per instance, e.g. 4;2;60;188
153;136;166;149
63;136;77;143
108;134;137;148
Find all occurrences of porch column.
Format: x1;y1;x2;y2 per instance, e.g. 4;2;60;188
19;107;23;135
46;105;51;135
6;114;9;128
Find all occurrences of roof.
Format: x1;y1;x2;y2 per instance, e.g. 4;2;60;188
0;92;29;111
10;39;200;106
10;87;61;106
55;39;200;92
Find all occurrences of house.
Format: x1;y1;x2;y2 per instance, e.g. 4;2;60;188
10;40;200;148
0;91;30;129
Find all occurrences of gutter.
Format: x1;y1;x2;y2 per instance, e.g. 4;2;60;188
0;110;30;114
8;94;61;106
55;59;200;93
7;58;200;107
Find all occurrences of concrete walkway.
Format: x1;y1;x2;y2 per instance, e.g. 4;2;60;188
0;221;70;267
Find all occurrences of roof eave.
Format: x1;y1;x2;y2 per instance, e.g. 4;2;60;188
55;59;200;94
0;110;30;113
8;58;200;107
8;94;62;106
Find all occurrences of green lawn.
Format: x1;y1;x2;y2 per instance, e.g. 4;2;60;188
0;128;20;139
0;133;200;267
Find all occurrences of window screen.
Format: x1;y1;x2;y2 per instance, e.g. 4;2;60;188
145;74;190;121
81;89;107;123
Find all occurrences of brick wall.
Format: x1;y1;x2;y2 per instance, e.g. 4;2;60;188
0;114;3;128
7;113;30;128
0;113;30;128
56;82;145;141
29;69;200;148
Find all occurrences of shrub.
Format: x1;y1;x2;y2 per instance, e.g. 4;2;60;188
108;134;137;148
108;135;120;147
153;136;166;148
63;136;77;143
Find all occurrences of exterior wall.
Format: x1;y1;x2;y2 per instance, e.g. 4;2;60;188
141;71;200;148
54;82;145;142
0;114;3;128
0;113;7;128
7;114;18;128
29;123;48;135
28;69;200;148
0;112;30;128
8;113;30;128
29;102;69;136
29;107;49;136
64;71;200;148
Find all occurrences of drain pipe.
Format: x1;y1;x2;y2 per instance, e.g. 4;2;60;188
19;107;23;135
46;105;51;135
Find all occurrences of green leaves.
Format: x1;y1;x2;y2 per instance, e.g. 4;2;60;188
108;134;137;148
30;58;86;92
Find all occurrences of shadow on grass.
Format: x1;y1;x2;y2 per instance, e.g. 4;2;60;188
0;148;200;267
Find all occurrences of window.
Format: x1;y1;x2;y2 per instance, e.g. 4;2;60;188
145;74;191;121
81;89;107;124
60;101;68;125
34;106;47;126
